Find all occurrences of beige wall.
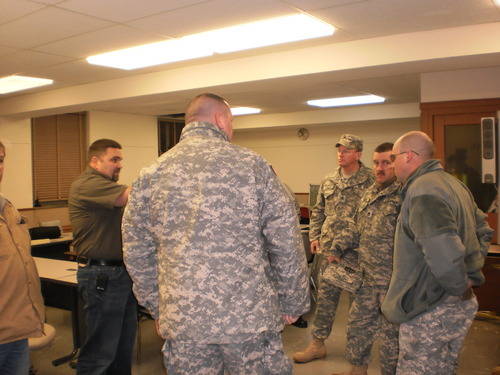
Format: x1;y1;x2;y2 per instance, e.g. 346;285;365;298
233;118;419;193
88;111;158;187
421;66;500;103
0;111;158;210
0;117;33;209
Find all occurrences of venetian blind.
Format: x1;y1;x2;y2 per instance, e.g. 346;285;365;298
158;117;185;155
32;113;86;203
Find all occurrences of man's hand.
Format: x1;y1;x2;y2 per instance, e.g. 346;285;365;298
114;186;131;207
327;255;341;263
310;240;320;254
283;315;299;325
155;320;164;339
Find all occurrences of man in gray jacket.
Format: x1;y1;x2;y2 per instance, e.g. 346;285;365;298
381;131;492;374
122;93;310;374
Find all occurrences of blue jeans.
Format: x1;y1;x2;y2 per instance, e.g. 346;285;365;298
77;264;137;375
0;339;29;375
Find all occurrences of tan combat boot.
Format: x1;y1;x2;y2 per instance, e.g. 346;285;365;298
292;338;327;363
331;365;368;375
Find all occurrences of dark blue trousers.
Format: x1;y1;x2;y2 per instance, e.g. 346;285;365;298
0;339;29;375
77;264;137;375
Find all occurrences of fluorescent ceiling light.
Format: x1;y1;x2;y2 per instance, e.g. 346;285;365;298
494;0;500;7
231;107;262;116
87;14;334;70
307;95;386;108
0;75;53;94
87;36;214;70
196;14;335;54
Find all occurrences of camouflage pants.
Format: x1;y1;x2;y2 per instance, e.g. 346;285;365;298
162;331;292;375
346;283;399;375
312;263;352;340
397;294;478;375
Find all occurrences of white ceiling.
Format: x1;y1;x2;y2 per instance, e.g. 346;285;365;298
1;0;500;117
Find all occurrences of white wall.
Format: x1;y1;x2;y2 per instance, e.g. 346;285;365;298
0;111;158;209
421;66;500;103
0;117;33;208
233;118;419;193
88;111;158;186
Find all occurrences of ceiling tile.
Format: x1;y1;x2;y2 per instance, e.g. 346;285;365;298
0;7;112;49
283;0;367;11
22;59;131;84
311;1;417;38
406;0;500;30
58;0;209;23
34;25;165;58
28;0;67;4
0;0;45;25
129;0;298;38
0;44;20;58
0;50;75;77
313;0;500;39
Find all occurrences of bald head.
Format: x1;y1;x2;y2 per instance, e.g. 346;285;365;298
395;131;434;160
392;131;435;182
185;93;233;139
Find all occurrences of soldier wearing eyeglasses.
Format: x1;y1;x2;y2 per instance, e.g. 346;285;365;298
382;131;492;374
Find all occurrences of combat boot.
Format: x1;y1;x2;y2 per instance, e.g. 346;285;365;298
331;364;368;375
292;338;326;363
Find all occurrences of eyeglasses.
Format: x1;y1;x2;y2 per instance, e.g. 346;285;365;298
389;150;419;162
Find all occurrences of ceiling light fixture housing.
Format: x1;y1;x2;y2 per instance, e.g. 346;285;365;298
199;13;335;54
0;75;53;94
87;36;214;70
307;94;386;108
231;107;262;116
87;14;335;70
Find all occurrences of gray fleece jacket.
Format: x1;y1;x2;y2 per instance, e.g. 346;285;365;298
381;159;492;324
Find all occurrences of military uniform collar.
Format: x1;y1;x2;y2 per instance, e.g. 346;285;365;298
360;179;400;210
376;178;400;196
333;162;372;186
180;121;230;143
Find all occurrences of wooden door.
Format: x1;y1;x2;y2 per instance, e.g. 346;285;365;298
421;99;500;213
433;113;496;212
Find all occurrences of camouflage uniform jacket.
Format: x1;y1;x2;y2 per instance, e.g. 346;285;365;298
351;180;401;286
122;121;310;344
309;163;374;263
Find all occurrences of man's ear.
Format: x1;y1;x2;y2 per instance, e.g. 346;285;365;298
214;111;223;128
214;111;229;134
89;155;99;167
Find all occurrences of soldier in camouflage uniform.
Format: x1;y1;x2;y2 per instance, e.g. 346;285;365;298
122;93;310;375
381;131;492;374
331;142;401;375
293;134;374;364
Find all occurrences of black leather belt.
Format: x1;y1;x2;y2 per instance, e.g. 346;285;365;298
87;258;124;267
